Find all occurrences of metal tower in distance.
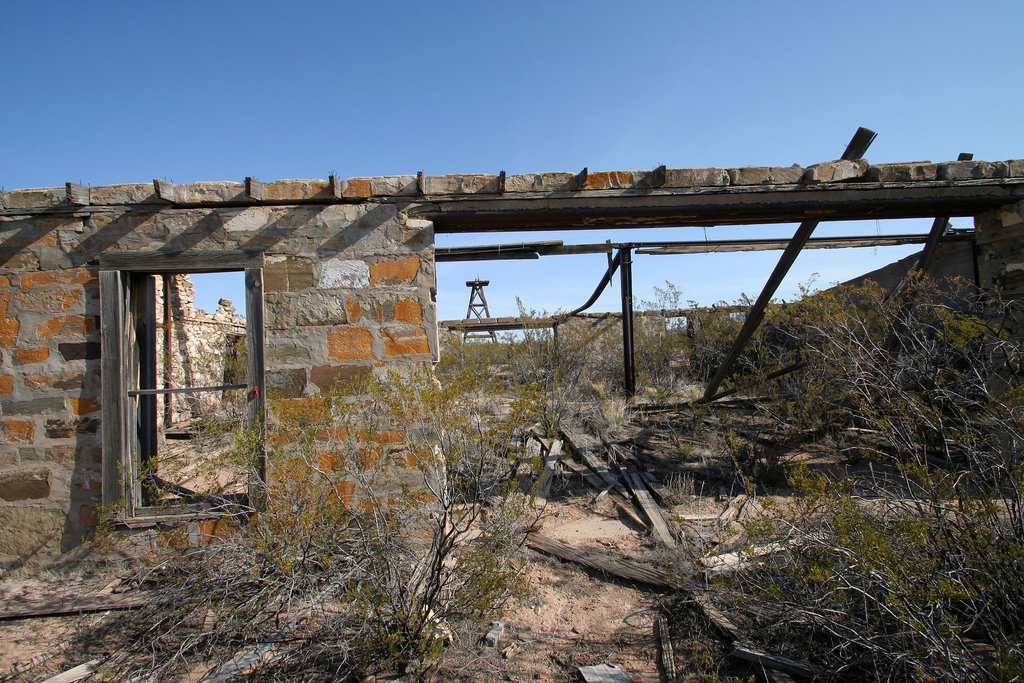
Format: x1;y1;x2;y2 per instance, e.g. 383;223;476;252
464;280;497;342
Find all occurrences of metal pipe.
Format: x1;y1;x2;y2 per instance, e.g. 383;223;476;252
565;252;621;318
619;248;636;396
162;275;172;427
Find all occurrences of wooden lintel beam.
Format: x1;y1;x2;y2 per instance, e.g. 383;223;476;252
65;182;89;205
423;181;1023;233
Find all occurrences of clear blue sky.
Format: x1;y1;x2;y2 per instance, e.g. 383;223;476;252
3;2;1021;318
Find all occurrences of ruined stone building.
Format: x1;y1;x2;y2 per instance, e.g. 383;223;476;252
1;158;1023;557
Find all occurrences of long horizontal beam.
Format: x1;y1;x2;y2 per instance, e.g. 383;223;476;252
440;307;716;332
415;179;1024;233
435;232;972;261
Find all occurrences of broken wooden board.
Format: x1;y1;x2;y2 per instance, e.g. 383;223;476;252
200;572;351;683
562;456;610;492
41;659;103;683
688;594;820;680
654;616;676;682
731;643;820;680
559;458;646;528
579;663;632;682
561;427;629;496
701;543;787;575
526;534;673;588
719;494;749;522
621;466;677;547
691;594;744;642
638;467;670;504
536;439;563;501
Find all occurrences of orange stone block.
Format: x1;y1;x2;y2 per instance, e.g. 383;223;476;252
20;268;97;289
0;275;9;287
371;429;405;444
0;316;19;346
327;327;374;361
403;449;431;467
393;299;422;324
341;178;372;198
14;288;82;313
70;396;100;415
346;298;364;323
0;375;11;395
334;479;356;502
583;170;636;190
15;347;49;364
0;419;35;442
355;447;379;469
369;257;420;285
382;327;430;356
36;315;95;341
0;292;10;314
317;450;347;470
276;397;331;424
315;426;349;441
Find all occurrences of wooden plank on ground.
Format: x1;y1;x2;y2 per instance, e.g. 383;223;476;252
654;616;676;682
581;450;628;495
526;534;672;588
41;660;103;683
638;468;670;504
200;573;351;683
731;644;820;680
621;466;676;547
579;663;632;682
719;494;748;522
692;594;744;642
0;597;150;621
561;457;609;492
701;543;786;575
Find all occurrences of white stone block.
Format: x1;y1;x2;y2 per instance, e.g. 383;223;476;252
320;258;370;288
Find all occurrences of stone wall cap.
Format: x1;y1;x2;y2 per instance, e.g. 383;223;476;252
4;158;1024;210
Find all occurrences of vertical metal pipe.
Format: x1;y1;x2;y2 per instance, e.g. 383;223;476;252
619;248;636;396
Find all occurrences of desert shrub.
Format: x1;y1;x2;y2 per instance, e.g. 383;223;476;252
689;276;1024;680
102;364;540;680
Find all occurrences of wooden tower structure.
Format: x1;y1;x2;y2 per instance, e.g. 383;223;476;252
464;280;498;342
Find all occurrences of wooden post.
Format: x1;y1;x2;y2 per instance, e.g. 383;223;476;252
100;271;125;507
245;266;266;500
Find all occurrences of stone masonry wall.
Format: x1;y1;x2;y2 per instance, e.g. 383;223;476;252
0;182;436;558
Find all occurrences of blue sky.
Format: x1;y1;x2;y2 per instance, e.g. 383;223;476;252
2;2;1021;318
